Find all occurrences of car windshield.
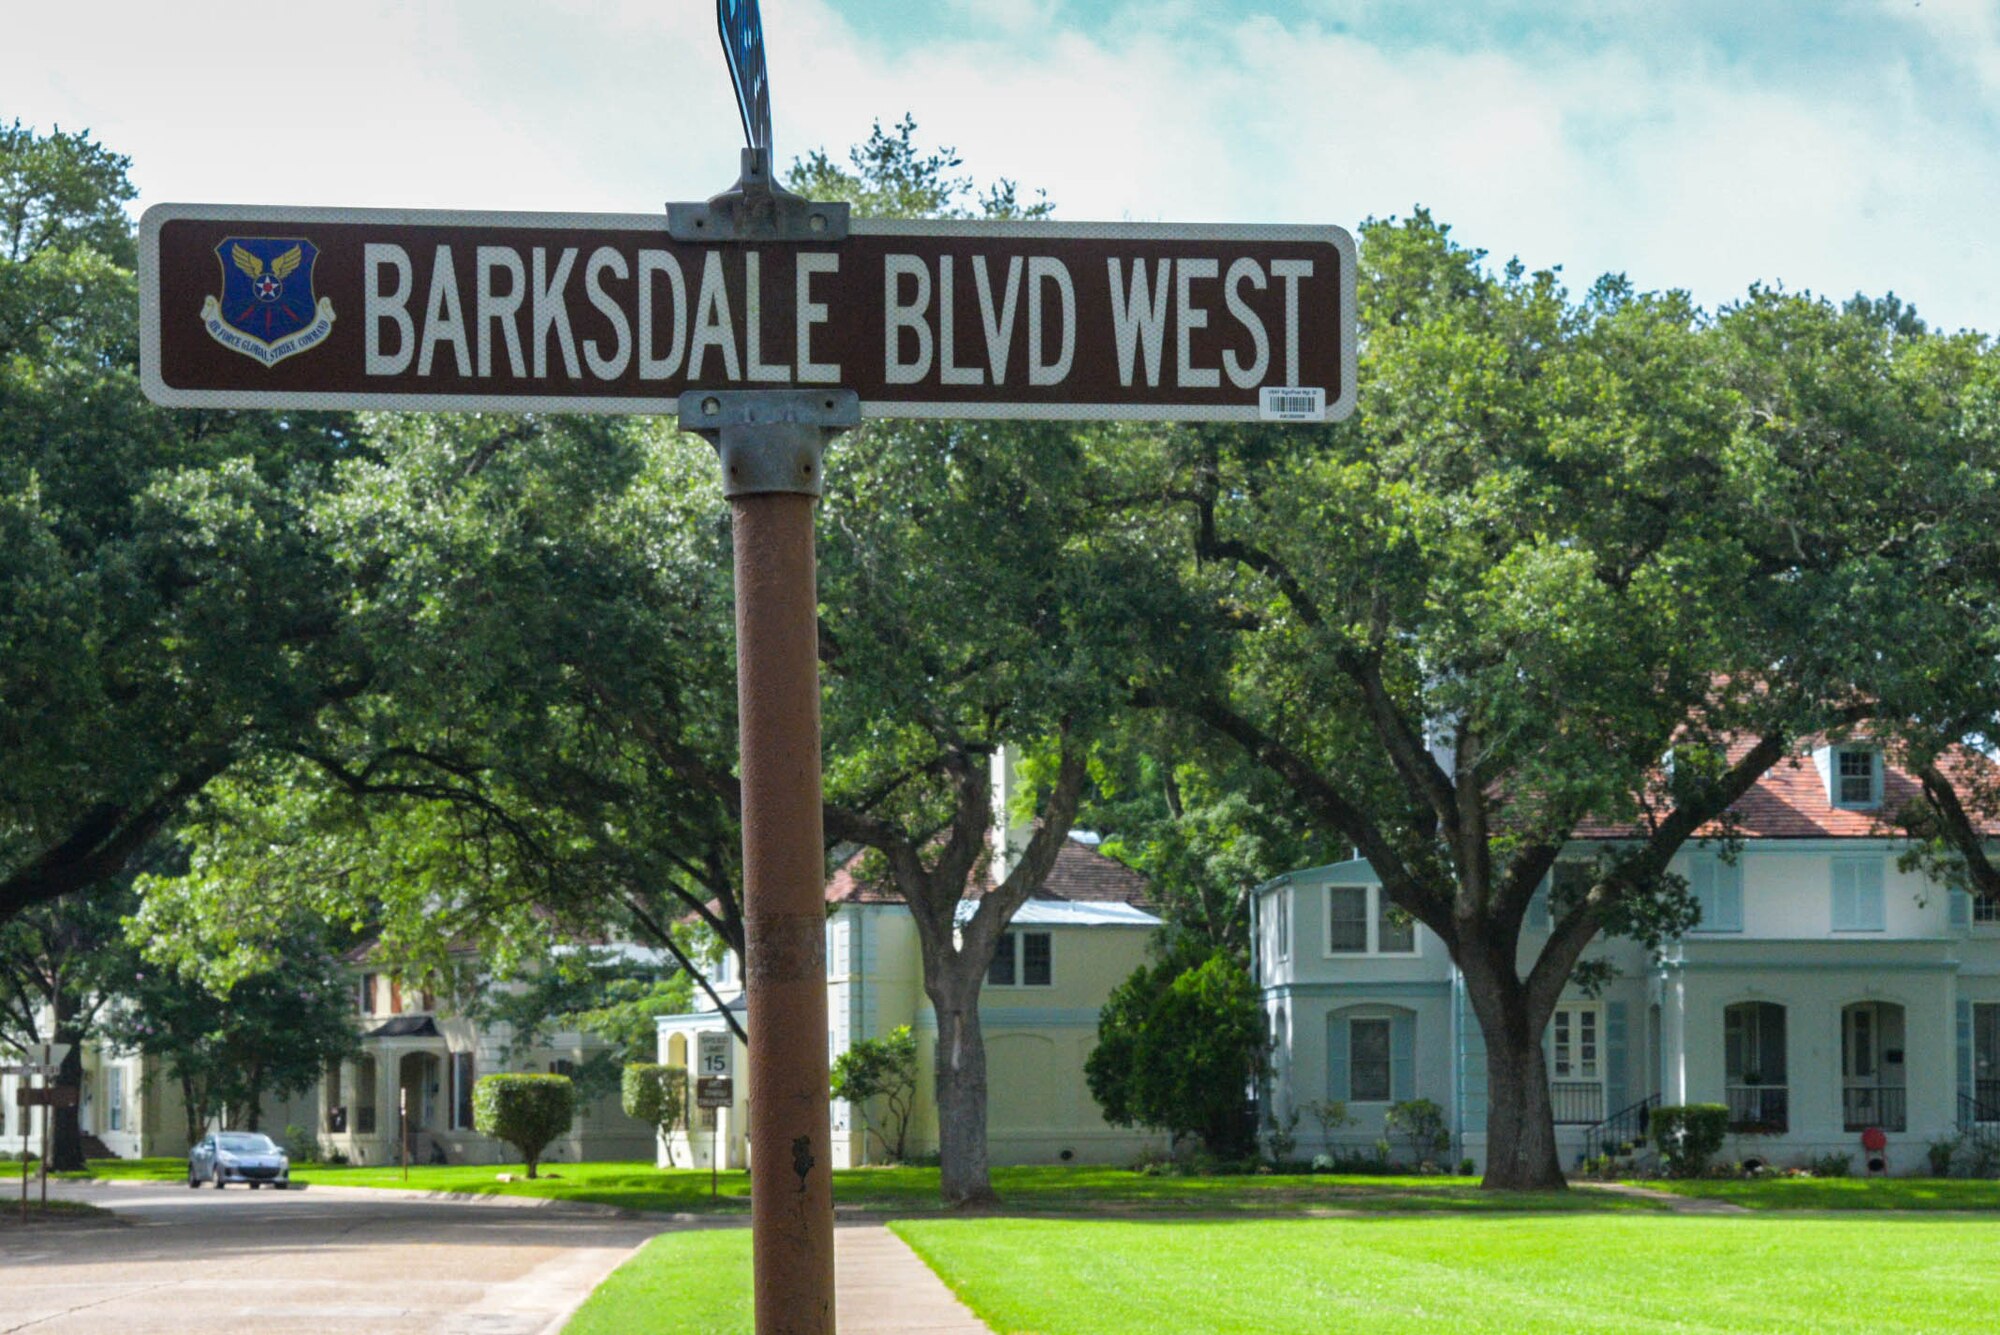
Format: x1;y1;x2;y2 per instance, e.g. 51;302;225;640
215;1133;278;1154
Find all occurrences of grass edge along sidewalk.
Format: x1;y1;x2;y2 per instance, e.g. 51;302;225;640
63;1160;1676;1214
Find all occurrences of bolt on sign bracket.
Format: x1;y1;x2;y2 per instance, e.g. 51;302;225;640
685;388;860;497
667;148;849;244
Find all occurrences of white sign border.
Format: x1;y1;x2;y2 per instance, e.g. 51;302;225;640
140;204;1356;424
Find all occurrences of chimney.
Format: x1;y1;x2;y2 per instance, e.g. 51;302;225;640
990;746;1032;885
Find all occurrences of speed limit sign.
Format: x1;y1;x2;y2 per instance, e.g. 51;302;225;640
697;1031;733;1079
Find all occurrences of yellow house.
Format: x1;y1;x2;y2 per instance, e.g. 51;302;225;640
657;834;1165;1170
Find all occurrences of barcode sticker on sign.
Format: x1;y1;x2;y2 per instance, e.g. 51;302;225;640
1260;387;1326;421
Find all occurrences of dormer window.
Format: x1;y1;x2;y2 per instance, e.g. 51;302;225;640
1834;748;1880;809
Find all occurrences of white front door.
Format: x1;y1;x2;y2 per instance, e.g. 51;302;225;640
1550;1003;1603;1123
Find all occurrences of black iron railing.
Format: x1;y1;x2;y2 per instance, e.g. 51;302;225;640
1843;1085;1906;1132
1582;1093;1659;1158
1550;1080;1605;1125
1978;1079;2000;1117
1726;1084;1789;1133
1960;1090;2000;1128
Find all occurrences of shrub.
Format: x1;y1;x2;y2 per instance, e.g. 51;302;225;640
1310;1153;1335;1172
1807;1152;1852;1179
621;1063;689;1166
1304;1098;1353;1147
1649;1104;1729;1178
1458;1157;1476;1177
1263;1106;1300;1163
830;1026;919;1163
282;1123;322;1164
1927;1135;1961;1177
1086;944;1264;1158
1385;1098;1450;1166
472;1074;576;1178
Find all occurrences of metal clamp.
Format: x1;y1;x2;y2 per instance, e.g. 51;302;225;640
667;148;850;244
685;388;860;498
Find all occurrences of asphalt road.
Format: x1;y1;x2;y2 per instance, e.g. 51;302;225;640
2;1179;674;1334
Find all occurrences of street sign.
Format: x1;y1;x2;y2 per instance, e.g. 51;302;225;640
15;1086;78;1108
717;0;771;150
138;206;1355;424
697;1031;734;1079
0;1065;56;1079
696;1076;735;1109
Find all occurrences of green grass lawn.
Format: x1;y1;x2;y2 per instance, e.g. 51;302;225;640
564;1229;750;1335
1635;1176;2000;1210
894;1214;2000;1333
60;1158;1662;1214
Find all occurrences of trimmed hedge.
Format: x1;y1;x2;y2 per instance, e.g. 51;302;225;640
621;1063;688;1166
472;1073;576;1178
1651;1104;1730;1178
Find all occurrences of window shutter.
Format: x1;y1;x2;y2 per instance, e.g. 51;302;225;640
1527;876;1550;930
1951;890;1972;929
1458;987;1488;1128
1833;863;1860;930
1959;999;1975;1111
1327;1015;1351;1102
1713;860;1743;932
1687;856;1714;928
1856;860;1884;929
1604;1002;1629;1118
1390;1012;1416;1102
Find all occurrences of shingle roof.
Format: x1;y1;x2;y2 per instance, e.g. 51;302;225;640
825;835;1154;909
1571;738;2000;841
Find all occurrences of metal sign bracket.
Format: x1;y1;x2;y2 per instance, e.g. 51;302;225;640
686;388;859;497
667;148;849;244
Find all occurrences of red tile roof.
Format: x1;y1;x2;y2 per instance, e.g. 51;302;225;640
1571;738;2000;840
825;836;1153;908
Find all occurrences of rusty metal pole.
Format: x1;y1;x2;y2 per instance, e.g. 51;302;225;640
674;149;855;1333
688;382;856;1335
733;488;833;1333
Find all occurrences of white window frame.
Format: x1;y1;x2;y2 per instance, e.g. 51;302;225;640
1833;748;1882;810
1273;889;1290;962
987;930;1055;989
1323;884;1419;957
1550;1002;1602;1083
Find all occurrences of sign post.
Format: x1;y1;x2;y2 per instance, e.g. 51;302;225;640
696;1028;740;1204
134;30;1351;1327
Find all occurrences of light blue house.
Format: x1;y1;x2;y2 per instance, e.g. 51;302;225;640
1254;743;2000;1174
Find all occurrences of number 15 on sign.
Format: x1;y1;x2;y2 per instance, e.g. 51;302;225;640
698;1031;733;1078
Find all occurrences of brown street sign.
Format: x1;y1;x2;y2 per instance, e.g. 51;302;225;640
696;1076;735;1109
139;205;1354;423
15;1086;79;1108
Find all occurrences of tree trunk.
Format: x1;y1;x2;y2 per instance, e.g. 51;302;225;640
48;995;84;1171
1465;968;1565;1190
525;1152;539;1180
930;971;997;1208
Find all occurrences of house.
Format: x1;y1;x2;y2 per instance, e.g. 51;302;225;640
315;943;657;1166
657;767;1165;1170
1255;741;2000;1175
5;945;659;1166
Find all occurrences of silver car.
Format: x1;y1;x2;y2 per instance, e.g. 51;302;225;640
187;1132;292;1189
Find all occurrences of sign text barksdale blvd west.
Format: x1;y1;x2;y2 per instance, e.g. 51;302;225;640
141;205;1354;422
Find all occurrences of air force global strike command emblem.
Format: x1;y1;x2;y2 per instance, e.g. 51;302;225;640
199;237;335;366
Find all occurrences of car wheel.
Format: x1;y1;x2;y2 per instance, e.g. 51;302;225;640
212;1167;225;1189
249;1182;261;1190
187;1168;198;1189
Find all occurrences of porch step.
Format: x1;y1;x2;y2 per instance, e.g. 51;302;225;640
79;1134;118;1161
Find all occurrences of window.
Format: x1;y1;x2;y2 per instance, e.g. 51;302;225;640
1272;890;1290;962
1835;749;1879;808
1327;887;1369;952
1551;1004;1599;1081
988;932;1053;987
451;1052;475;1131
1378;899;1416;954
549;1058;576;1078
358;973;378;1015
106;1067;124;1132
1326;885;1417;955
1349;1018;1393;1102
1687;853;1744;933
1976;894;2000;925
1832;858;1886;931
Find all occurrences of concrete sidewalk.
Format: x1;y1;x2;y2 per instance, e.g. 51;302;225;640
837;1224;989;1333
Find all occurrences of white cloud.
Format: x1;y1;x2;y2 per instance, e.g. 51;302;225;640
6;0;1997;327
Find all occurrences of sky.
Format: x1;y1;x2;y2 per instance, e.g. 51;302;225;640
7;0;1999;331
